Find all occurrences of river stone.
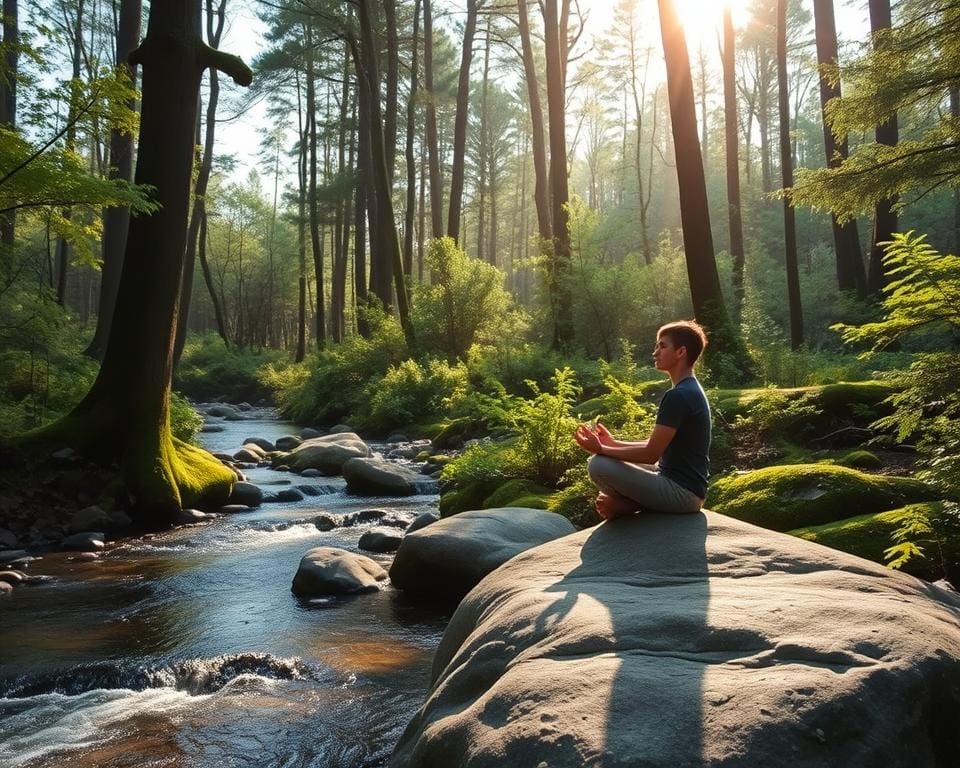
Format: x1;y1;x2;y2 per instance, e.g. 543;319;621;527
230;481;263;507
275;435;302;451
406;511;440;534
359;526;404;553
68;506;130;534
314;513;338;531
297;484;337;497
390;511;960;768
237;402;253;411
389;508;575;599
300;427;322;439
205;404;240;418
328;424;354;434
0;581;11;595
201;424;225;433
218;504;254;514
299;468;323;478
271;488;305;503
279;433;371;475
62;532;105;551
71;552;100;562
233;447;262;463
213;451;235;462
291;546;387;596
0;570;26;585
342;458;438;496
177;508;212;524
0;528;17;548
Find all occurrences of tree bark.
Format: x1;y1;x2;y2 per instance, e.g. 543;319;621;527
295;69;307;361
777;0;804;349
384;0;399;182
867;0;898;294
356;0;413;342
953;86;960;255
477;15;491;263
446;0;478;243
403;0;421;279
812;0;866;296
0;0;19;249
722;7;746;323
516;0;551;242
658;0;744;369
86;0;141;359
305;20;325;348
47;0;249;524
543;0;573;348
354;53;370;337
422;0;443;239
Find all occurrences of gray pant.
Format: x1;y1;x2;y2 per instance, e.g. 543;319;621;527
587;455;703;515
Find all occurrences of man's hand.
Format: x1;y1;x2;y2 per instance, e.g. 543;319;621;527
574;424;603;454
594;421;616;447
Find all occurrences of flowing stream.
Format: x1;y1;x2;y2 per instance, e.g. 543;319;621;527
0;414;448;768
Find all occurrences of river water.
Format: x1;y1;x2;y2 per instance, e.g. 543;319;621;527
0;415;447;768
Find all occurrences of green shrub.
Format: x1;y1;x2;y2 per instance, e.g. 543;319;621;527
838;450;883;469
707;463;938;531
170;392;203;443
482;479;552;509
363;357;469;433
175;333;284;402
548;466;599;529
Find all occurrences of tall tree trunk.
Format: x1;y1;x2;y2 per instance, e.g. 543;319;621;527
174;0;228;363
49;0;249;523
812;0;866;296
627;22;652;264
697;45;708;167
197;204;228;345
295;70;307;361
758;52;772;194
305;20;325;348
867;0;898;293
544;0;572;348
384;0;399;181
477;15;491;263
722;7;746;323
403;0;421;279
332;43;351;343
777;0;804;349
952;85;960;255
356;0;413;342
56;0;86;306
446;0;478;243
516;0;552;241
658;0;744;370
0;0;19;249
422;0;443;239
86;0;141;359
418;133;426;281
354;58;370;337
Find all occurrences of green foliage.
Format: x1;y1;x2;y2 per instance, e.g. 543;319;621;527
884;502;960;578
834;234;960;493
548;464;599;529
276;315;408;426
731;388;823;441
175;333;286;403
838;450;883;470
364;358;469;432
169;392;203;444
509;368;583;488
790;0;960;220
411;237;519;357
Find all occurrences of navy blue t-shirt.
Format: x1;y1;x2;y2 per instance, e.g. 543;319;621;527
655;376;711;498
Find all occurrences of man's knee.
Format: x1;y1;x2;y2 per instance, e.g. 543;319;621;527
588;454;617;483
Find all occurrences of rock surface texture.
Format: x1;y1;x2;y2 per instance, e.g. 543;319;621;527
277;433;371;475
343;458;438;496
291;546;387;596
391;510;960;767
389;508;576;599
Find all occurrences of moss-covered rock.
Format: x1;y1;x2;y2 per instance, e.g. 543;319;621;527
838;449;883;469
707;463;937;532
439;479;498;517
482;479;552;509
788;502;955;581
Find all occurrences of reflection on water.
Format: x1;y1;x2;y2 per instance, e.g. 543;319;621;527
0;418;445;767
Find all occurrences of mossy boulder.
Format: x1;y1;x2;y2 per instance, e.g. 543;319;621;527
439;479;498;517
838;449;884;469
707;464;938;532
789;502;957;582
482;479;552;510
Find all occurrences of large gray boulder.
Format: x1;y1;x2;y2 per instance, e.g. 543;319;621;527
342;457;438;496
388;508;575;599
277;433;371;475
291;546;387;596
358;526;404;553
390;511;960;768
68;505;131;534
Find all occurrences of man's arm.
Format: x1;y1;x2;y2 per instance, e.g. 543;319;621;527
575;423;677;464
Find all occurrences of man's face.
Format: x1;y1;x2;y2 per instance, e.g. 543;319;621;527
653;334;684;371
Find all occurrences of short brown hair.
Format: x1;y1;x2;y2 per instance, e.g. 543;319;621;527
658;320;708;366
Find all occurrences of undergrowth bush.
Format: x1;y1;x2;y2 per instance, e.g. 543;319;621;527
363;357;469;432
175;333;285;403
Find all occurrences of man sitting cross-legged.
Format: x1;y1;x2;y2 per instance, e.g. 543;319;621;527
574;320;712;520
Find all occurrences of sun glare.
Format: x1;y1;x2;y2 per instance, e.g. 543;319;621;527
673;0;752;48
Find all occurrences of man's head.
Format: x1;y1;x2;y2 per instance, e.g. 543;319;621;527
654;320;708;370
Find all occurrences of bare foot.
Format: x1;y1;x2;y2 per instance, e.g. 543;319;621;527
596;491;637;520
